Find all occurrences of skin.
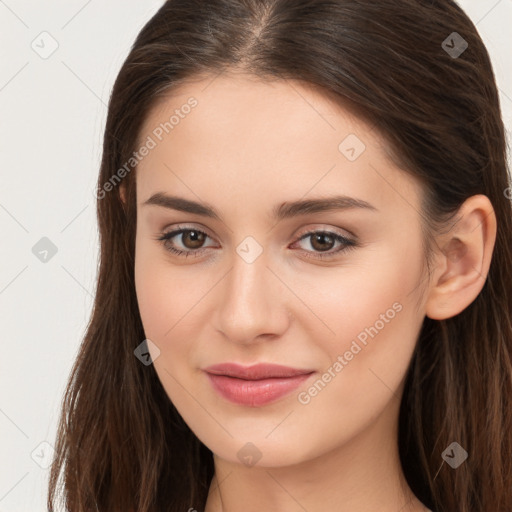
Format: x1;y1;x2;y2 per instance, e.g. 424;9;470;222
122;72;496;512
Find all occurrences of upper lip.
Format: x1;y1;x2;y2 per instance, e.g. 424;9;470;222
203;363;315;380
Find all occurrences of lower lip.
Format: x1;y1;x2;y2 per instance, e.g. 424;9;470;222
205;372;314;407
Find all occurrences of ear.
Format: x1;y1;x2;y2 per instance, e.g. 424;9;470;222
424;194;497;320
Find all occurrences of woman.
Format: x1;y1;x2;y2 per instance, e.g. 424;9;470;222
47;1;512;511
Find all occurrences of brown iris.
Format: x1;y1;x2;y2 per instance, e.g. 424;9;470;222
308;232;335;252
180;230;206;249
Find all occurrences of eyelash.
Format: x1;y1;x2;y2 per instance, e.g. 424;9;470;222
155;225;358;261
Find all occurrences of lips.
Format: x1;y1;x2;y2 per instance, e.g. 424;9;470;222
203;363;315;407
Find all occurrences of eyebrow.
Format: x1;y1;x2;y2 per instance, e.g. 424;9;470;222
142;192;378;221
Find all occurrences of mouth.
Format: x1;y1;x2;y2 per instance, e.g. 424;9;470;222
203;363;315;407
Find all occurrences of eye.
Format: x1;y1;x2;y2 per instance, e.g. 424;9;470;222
156;226;217;258
155;225;358;260
290;230;357;260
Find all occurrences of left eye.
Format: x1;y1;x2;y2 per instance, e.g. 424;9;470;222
156;227;357;260
292;230;357;259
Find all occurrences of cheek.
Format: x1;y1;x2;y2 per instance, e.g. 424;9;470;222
135;267;188;344
286;274;424;459
134;241;214;369
293;239;424;352
319;247;424;380
134;247;214;433
296;241;425;402
134;239;183;345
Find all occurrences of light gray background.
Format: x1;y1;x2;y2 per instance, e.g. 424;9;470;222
0;1;510;511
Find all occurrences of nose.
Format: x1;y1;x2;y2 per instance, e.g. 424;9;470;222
213;246;291;346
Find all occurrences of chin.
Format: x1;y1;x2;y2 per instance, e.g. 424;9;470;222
198;431;315;469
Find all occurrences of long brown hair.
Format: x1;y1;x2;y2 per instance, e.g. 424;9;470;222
47;1;512;511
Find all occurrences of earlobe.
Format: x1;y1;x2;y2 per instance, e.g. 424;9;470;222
425;194;497;320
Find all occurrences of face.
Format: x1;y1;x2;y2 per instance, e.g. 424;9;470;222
133;73;430;467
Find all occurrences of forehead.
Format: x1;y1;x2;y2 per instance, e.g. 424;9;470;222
135;73;421;220
140;73;370;145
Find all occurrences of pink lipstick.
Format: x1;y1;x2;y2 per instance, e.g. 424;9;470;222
203;362;315;407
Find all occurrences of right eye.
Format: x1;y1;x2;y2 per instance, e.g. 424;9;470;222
156;226;217;257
